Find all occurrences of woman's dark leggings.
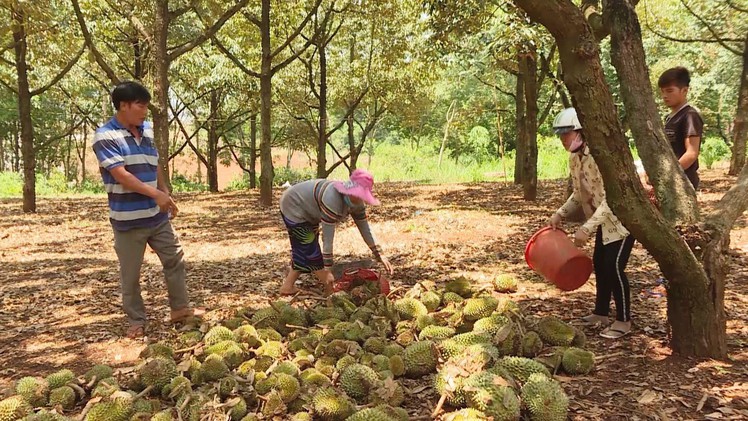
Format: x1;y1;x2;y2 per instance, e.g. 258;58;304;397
592;227;635;322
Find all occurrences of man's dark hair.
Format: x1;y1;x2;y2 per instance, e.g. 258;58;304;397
111;81;151;110
658;67;691;89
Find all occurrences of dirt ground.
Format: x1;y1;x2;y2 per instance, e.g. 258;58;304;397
1;169;747;420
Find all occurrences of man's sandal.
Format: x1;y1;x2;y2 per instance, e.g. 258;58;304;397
600;327;631;339
126;325;145;339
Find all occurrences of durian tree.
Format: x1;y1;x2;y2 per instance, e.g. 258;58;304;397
513;0;748;357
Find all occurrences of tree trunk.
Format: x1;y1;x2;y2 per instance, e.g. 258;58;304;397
80;122;87;184
195;129;202;183
438;100;457;168
515;0;727;358
0;131;5;172
347;111;356;173
13;123;20;172
521;49;538;201
259;0;274;206
250;113;257;189
514;62;527;185
606;0;699;223
152;0;172;192
729;36;748;175
316;40;328;178
207;90;219;192
12;5;36;212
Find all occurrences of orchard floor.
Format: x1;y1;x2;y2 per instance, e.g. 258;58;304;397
1;169;747;420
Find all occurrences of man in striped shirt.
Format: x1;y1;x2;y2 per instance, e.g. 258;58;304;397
93;81;202;338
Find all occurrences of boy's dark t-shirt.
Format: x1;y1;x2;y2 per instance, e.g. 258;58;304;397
664;104;703;188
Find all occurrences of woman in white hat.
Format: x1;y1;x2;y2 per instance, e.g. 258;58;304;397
278;169;393;296
547;108;635;339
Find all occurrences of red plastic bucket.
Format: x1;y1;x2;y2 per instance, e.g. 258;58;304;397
525;227;593;291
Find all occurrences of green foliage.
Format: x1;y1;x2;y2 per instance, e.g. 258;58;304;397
171;173;209;193
701;137;731;169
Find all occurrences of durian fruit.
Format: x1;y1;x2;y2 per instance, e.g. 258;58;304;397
85;400;132;421
311;387;355;421
323;339;361;359
310;306;347;324
200;355;230;382
363;337;386;354
415;314;437;331
261;390;287;417
228;397;248;420
418;325;456;341
287;397;308;415
445;277;474;298
15;377;49;407
533;347;567;374
0;395;31;420
349;307;375;324
139;357;178;392
521;331;544;358
223;317;246;330
278;306;309;335
271;373;301;403
394;298;428;321
132;397;159;415
91;377;120;398
403;341;438;377
151;410;175;421
534;316;575;346
381;343;404;357
203;326;237;346
395;330;416;347
494;297;520;315
45;369;75;390
520;373;569;421
273;361;300;377
164;375;192;400
388;355;405;377
299;369;331;388
442;292;465;304
464;372;521;421
251;306;282;331
473;314;511;336
240;415;260;421
492;274;518;293
48;386;76;410
234;325;261;348
561;347;595;375
420;291;442;312
84;365;114;387
495;357;551;383
247;356;274;373
218;376;238;399
139;343;175;360
438;332;491;360
335;355;357;372
205;340;245;369
257;328;283;342
254;377;275;396
177;331;203;348
344;408;392;421
329;292;358;315
463;297;499;321
255;341;284;359
442;408;490;421
176;393;207;421
290;413;312;421
314;357;337;378
338;364;381;403
375;404;409;421
371;355;391;372
571;327;587;347
493;323;520;357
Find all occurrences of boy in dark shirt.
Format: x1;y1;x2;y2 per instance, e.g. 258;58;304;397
658;67;704;189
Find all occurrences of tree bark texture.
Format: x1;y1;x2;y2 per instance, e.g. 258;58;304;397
12;5;36;212
520;49;538;200
259;0;274;206
729;36;748;175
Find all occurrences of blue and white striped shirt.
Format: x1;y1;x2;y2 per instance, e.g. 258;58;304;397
93;117;167;231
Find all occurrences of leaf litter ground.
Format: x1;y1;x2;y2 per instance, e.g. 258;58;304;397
0;169;746;420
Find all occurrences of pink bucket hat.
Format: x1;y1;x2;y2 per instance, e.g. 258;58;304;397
333;169;380;205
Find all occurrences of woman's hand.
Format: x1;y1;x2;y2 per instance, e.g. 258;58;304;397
379;255;394;275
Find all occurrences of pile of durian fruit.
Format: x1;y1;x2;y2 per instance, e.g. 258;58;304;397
0;274;595;421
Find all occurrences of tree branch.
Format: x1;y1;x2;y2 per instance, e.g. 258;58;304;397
71;0;121;85
30;44;86;97
271;0;332;75
0;77;19;95
326;87;370;137
270;0;323;59
211;36;261;78
168;0;249;61
242;9;261;28
677;0;743;55
726;0;748;13
706;163;748;235
169;4;193;20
